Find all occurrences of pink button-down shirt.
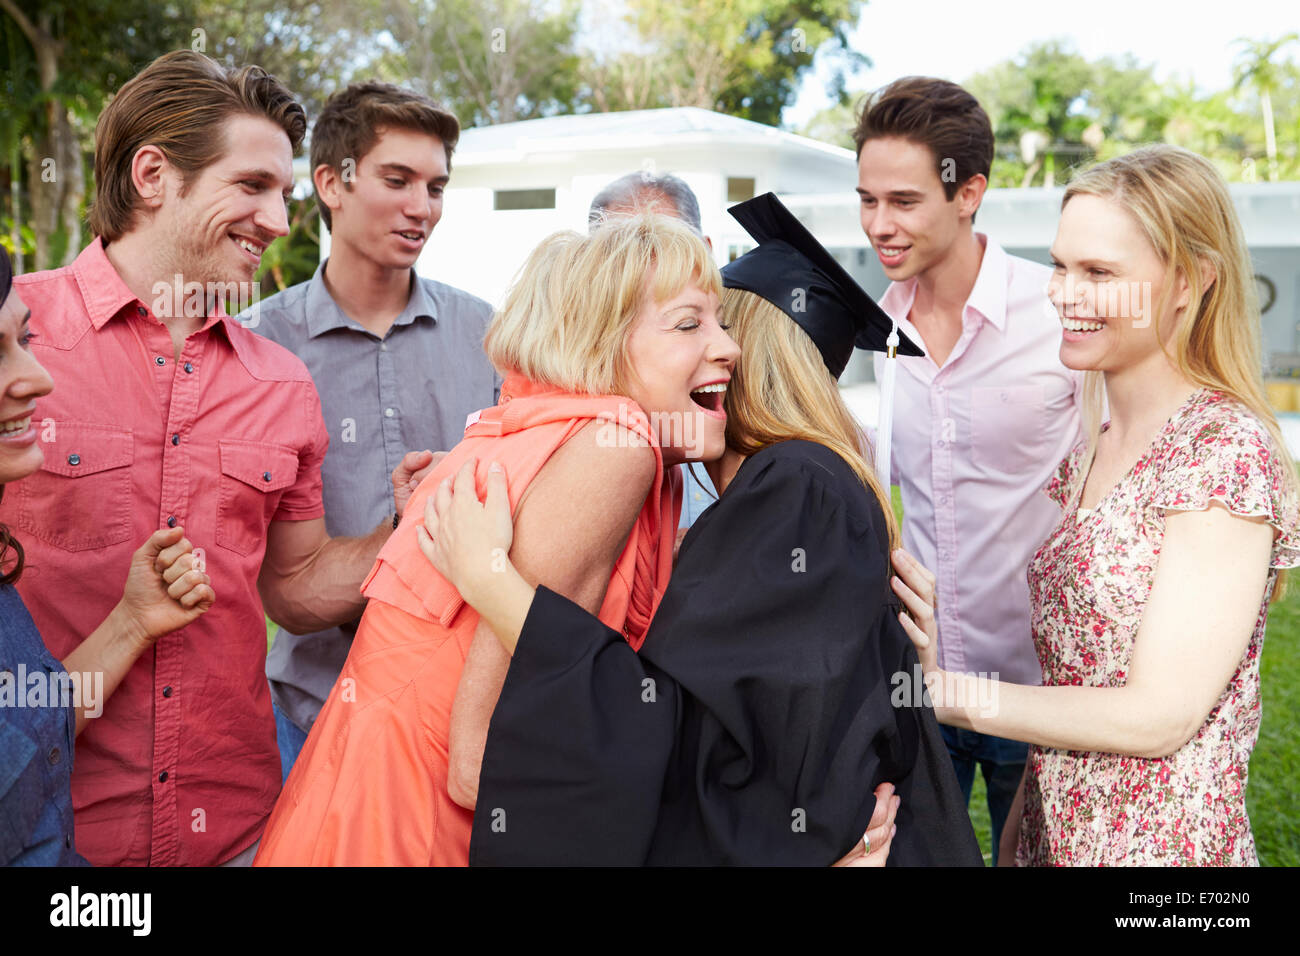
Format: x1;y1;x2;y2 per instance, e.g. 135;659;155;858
874;236;1081;685
3;239;329;865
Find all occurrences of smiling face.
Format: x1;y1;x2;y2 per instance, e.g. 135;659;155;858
158;113;295;291
1048;193;1188;375
622;280;740;467
856;136;979;281
318;126;449;270
0;288;55;484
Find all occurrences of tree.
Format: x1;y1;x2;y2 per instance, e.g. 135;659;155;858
0;0;195;268
581;0;869;126
376;0;583;126
192;0;376;122
967;40;1095;187
1232;32;1299;182
797;100;858;150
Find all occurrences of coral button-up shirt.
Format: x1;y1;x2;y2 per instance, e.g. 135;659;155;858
2;239;329;866
874;236;1082;686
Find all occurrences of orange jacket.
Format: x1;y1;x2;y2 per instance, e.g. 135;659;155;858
254;373;680;865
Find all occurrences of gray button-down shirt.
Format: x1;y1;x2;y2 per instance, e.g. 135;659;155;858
244;262;500;733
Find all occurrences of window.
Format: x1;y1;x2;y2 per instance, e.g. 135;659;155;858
494;188;556;211
726;177;756;203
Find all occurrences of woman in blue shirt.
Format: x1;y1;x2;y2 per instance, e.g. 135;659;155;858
0;247;216;865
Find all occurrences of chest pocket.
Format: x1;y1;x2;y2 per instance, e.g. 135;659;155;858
11;422;134;552
970;385;1048;476
216;440;301;556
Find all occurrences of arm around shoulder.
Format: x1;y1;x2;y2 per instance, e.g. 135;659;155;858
446;419;658;807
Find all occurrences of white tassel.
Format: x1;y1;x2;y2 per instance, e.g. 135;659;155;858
876;323;899;488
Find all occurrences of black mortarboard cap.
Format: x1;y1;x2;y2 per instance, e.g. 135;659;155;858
720;192;922;379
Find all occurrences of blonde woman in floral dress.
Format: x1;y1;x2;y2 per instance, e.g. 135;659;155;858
893;144;1300;866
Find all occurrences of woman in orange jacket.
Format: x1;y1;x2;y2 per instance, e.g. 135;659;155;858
254;213;739;865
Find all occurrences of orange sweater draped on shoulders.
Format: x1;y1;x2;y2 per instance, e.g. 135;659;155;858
254;373;681;866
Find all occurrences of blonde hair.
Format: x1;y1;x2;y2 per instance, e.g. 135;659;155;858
1063;144;1298;599
720;287;900;551
485;213;721;393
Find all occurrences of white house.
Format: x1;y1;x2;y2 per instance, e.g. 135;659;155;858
314;107;1300;417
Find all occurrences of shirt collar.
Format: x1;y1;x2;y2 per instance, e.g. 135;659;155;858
73;237;237;334
965;234;1008;332
304;260;437;339
877;233;1009;333
72;237;147;330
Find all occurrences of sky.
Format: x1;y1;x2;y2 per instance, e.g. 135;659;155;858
782;0;1299;127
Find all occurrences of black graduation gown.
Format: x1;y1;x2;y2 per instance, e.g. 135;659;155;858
469;439;982;866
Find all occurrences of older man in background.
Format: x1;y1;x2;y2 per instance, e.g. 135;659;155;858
589;171;718;530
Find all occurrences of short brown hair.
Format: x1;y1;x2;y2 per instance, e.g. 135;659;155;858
88;51;306;242
853;76;994;202
309;82;461;230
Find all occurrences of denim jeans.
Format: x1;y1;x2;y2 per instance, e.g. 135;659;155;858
273;701;310;785
941;725;1028;865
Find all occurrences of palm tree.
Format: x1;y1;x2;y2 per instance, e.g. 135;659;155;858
1232;33;1299;182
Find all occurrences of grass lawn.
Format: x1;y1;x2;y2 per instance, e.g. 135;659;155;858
891;486;1299;867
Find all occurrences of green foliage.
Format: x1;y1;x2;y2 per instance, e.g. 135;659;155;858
373;0;583;127
960;38;1300;188
254;194;320;295
585;0;868;125
798;100;858;150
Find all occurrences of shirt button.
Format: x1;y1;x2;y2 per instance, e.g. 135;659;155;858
262;471;272;482
1001;391;1009;401
48;747;60;765
65;834;72;849
67;453;81;466
155;356;166;366
384;408;395;418
184;362;194;373
137;306;147;318
166;516;177;528
171;434;180;446
158;771;169;783
380;342;388;351
936;440;946;448
162;686;173;698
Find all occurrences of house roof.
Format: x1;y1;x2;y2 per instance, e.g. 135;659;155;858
455;107;853;164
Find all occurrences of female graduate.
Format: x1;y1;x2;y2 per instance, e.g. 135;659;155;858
419;194;983;866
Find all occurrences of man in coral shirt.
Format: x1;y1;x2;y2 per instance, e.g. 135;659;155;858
854;77;1083;864
2;51;430;866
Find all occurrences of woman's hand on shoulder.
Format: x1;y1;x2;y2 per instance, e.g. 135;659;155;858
891;548;939;673
418;459;515;607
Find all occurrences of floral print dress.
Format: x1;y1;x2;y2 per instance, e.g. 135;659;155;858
1018;388;1300;866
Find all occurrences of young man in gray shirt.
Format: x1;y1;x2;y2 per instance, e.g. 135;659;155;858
246;83;499;778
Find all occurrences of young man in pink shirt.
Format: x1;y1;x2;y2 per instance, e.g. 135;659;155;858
2;51;431;866
854;77;1082;863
